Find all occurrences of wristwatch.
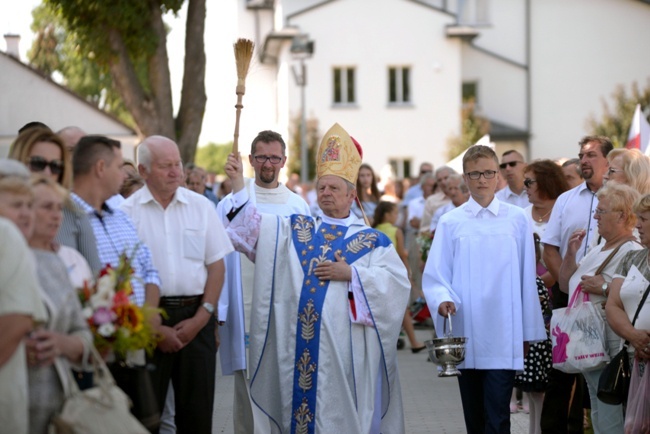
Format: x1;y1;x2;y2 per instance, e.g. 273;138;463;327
201;301;215;314
601;282;609;297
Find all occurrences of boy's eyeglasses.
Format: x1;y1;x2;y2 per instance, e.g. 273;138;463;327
523;178;537;188
28;156;64;175
253;155;283;164
465;170;497;180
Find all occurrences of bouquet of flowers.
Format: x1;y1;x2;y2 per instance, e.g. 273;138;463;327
79;252;161;360
416;231;435;263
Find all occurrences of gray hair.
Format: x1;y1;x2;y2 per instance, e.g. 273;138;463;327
419;172;436;186
435;165;456;178
137;141;153;171
0;159;30;179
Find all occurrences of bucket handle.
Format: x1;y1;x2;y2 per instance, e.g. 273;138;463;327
443;313;453;337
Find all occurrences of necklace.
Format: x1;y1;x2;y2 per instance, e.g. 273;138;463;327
533;207;552;222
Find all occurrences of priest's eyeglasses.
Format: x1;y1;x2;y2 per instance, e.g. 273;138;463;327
253;155;283;164
465;170;497;180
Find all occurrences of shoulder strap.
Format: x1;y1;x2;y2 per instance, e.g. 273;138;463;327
622;281;650;347
631;282;650;327
594;242;627;275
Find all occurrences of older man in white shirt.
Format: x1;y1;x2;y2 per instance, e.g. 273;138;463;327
121;136;234;434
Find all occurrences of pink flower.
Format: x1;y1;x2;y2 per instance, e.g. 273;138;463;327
93;307;117;325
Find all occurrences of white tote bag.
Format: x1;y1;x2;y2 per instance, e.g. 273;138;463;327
550;285;610;374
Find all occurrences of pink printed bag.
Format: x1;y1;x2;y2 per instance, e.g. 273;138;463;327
550;284;610;374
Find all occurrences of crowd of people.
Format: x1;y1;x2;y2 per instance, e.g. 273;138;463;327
2;119;650;434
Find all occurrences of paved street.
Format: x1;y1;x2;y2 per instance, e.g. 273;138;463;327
212;327;529;433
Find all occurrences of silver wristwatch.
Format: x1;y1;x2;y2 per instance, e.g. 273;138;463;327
201;301;215;314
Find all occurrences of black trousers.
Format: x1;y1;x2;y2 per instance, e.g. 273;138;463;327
540;368;584;434
148;302;216;434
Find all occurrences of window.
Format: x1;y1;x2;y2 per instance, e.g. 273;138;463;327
389;158;412;180
388;67;411;104
462;81;478;103
333;67;355;104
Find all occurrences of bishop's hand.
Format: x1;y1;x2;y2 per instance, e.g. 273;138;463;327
314;252;352;282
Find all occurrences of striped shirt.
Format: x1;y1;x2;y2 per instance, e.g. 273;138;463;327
70;193;161;306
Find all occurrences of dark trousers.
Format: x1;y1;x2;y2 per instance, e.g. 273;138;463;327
457;369;516;434
149;302;216;434
540;368;584;434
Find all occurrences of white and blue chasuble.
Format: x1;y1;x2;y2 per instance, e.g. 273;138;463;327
226;206;410;434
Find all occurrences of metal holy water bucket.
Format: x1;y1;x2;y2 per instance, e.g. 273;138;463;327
425;314;468;377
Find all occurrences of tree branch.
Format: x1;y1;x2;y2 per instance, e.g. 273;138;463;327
147;0;175;139
176;0;207;163
107;28;154;136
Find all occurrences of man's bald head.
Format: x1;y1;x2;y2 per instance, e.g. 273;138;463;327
57;126;86;152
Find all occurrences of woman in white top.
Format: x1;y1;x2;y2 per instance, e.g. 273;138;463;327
607;192;650;370
560;183;642;434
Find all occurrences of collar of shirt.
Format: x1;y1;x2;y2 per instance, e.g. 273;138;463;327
136;184;190;207
320;213;364;227
503;185;527;199
576;181;596;196
465;196;500;217
70;192;113;217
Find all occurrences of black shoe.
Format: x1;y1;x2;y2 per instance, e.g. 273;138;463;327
411;345;426;354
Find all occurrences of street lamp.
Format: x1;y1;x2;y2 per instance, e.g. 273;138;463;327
290;34;314;185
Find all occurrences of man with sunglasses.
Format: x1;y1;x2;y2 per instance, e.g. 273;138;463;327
423;145;545;434
540;135;612;434
496;150;529;208
216;130;310;434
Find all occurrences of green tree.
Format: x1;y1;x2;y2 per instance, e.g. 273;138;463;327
28;4;133;126
288;114;320;181
194;142;232;175
36;0;207;163
586;80;650;148
447;100;490;160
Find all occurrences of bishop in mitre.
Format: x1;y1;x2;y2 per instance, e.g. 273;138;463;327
222;123;410;433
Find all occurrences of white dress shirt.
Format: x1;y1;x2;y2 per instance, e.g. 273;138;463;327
121;185;234;297
496;185;530;208
541;182;598;262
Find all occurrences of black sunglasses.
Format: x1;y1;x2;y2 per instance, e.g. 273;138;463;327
499;161;523;170
28;156;64;175
523;178;537;188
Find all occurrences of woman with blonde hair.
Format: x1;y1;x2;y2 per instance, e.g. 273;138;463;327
8;128;101;274
0;175;92;433
559;183;642;433
8;128;72;189
603;148;650;194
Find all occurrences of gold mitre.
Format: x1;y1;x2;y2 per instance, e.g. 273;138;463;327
316;123;362;185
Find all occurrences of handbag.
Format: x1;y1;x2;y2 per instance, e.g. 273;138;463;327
49;345;148;434
597;281;650;405
108;359;161;431
550;285;609;373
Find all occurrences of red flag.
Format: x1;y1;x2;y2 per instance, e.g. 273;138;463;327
625;104;650;153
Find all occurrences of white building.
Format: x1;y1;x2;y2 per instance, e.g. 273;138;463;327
0;34;139;159
230;0;650;178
